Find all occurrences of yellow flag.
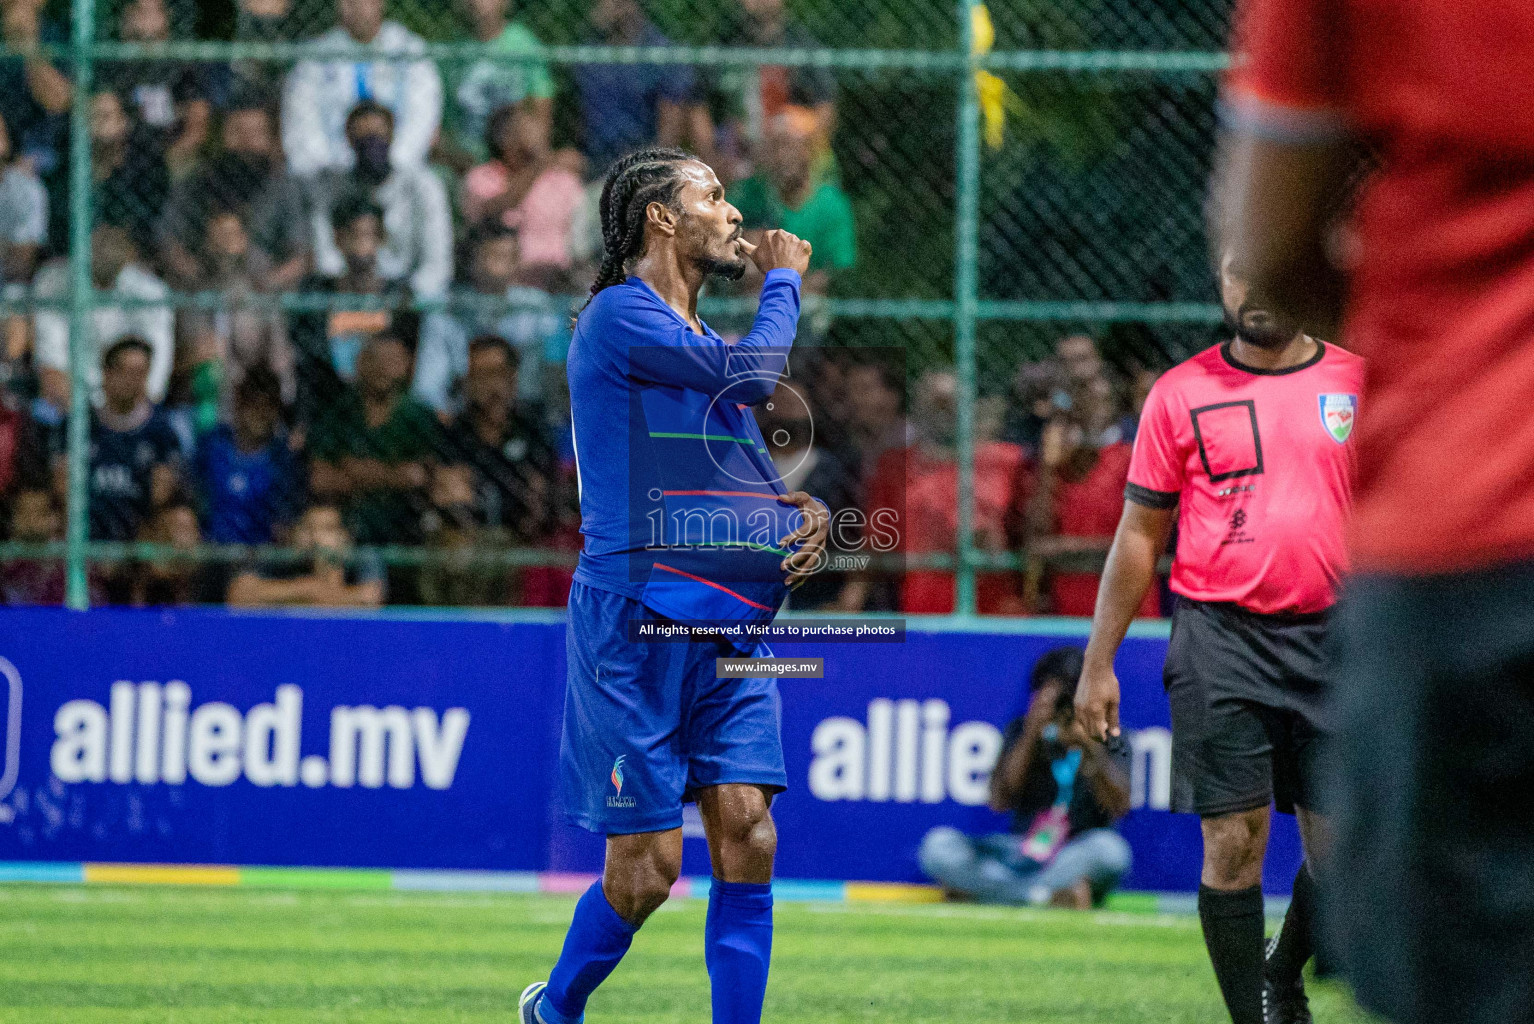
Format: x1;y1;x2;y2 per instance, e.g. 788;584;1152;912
971;5;1008;150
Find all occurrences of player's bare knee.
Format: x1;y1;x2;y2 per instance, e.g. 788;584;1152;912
716;806;777;881
605;863;677;925
1200;811;1267;889
734;811;777;863
604;840;682;925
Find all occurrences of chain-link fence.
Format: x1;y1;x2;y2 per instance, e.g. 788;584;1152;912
0;0;1231;614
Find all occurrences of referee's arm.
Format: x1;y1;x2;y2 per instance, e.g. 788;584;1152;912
1075;498;1176;740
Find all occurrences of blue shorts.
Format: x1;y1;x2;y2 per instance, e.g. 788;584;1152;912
560;580;788;835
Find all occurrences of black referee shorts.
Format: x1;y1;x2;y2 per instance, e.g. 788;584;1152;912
1327;562;1534;1024
1163;597;1332;818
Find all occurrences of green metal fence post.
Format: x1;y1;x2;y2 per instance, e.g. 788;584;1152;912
63;0;96;610
953;0;982;616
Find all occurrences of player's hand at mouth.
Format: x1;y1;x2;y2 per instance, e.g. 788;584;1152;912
776;491;830;589
744;229;813;277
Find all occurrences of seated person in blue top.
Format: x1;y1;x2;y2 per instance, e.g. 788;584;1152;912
194;366;302;546
920;646;1133;908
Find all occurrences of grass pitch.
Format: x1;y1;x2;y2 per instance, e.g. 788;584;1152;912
0;884;1375;1023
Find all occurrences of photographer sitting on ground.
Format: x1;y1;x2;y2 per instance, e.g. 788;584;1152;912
919;646;1133;908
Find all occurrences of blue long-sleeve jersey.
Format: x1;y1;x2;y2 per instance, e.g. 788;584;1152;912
568;268;806;639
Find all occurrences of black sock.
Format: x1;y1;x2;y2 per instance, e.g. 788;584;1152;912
1266;864;1315;988
1199;884;1265;1024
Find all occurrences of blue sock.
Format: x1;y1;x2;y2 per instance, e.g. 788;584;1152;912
705;878;774;1024
537;881;638;1024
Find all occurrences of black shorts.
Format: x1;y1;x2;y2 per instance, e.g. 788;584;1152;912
1327;563;1534;1024
1163;597;1332;818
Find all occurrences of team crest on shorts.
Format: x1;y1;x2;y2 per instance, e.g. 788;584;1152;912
1318;393;1357;444
607;755;636;808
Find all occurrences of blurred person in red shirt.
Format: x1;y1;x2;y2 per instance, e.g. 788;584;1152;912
0;390;46;504
0;488;104;606
1025;372;1159;618
1217;1;1534;1021
865;369;1027;615
839;359;906;485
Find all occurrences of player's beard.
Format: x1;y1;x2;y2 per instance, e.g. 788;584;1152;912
697;253;748;281
1227;303;1295;350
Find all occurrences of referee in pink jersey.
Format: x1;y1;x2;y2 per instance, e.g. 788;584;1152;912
1076;256;1363;1024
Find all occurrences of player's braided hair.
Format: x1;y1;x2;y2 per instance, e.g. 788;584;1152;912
582;148;693;311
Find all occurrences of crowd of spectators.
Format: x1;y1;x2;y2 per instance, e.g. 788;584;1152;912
0;0;1159;615
834;336;1164;618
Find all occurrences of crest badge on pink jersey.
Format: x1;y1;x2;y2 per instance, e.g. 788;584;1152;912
1319;393;1357;444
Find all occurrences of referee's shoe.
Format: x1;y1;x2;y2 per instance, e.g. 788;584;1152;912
1262;970;1313;1024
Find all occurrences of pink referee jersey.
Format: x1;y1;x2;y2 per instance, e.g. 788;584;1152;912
1126;341;1363;615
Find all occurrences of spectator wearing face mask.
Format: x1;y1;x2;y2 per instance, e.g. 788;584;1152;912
281;0;442;177
158;89;312;292
307;101;452;298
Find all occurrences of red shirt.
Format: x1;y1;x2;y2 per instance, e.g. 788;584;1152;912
1043;442;1161;618
1225;0;1534;572
1127;342;1363;615
868;441;1028;615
